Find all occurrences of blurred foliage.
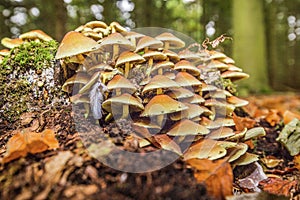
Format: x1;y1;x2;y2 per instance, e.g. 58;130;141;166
0;0;299;92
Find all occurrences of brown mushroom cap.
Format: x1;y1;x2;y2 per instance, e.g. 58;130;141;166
167;119;209;136
109;21;127;33
115;51;145;67
102;93;144;113
1;37;23;49
0;49;10;56
150;61;175;74
166;87;194;99
208;127;235;139
62;72;90;93
174;60;201;76
175;72;202;87
142;50;167;61
221;71;250;81
78;72;101;94
170;103;206;121
208;50;227;60
182;94;205;104
155;32;185;49
69;93;90;104
85;21;108;29
219;56;235;64
227;64;243;72
135;36;164;52
55;31;98;59
107;74;137;94
207;60;229;70
142;75;180;95
162;49;180;62
141;94;188;117
227;96;248;107
19;30;53;41
98;32;134;51
87;63;114;75
178;50;202;64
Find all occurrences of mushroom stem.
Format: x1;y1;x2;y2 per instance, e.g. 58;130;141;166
105;113;113;122
158;68;163;75
157;114;164;127
112;44;119;61
121;105;129;118
116;88;121;96
124;62;130;78
164;42;170;50
83;103;90;118
157;88;163;95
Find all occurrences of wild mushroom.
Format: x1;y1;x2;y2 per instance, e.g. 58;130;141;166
87;63;114;75
174;72;202;92
106;74;137;95
227;96;249;107
19;30;53;42
142;75;180;95
121;31;145;46
55;31;98;60
167;119;209;136
155;32;185;50
1;37;23;49
142;50;167;69
221;71;250;81
85;21;108;29
102;93;144;119
135;36;163;53
140;94;188;126
162;49;180;62
178;49;202;64
207;127;235;139
62;72;90;93
165;87;194;100
98;32;134;61
207;60;229;71
170;103;206;121
150;61;174;75
115;51;145;78
109;21;127;33
174;60;201;76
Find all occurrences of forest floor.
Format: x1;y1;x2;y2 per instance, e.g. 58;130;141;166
0;93;300;200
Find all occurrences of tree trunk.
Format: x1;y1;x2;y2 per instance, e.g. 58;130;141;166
232;0;270;93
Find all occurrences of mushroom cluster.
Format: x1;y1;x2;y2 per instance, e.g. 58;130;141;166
56;21;265;166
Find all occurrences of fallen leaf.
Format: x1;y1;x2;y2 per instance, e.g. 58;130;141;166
259;177;298;197
265;109;281;126
232;113;256;131
2;129;59;163
186;158;233;200
283;110;300;125
276;118;300;156
294;154;300;171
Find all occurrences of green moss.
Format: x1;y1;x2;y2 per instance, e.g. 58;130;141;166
0;40;58;122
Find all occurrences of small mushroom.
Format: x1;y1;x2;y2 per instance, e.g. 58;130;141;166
55;31;98;60
140;94;188;126
174;60;201;76
0;49;10;57
115;51;145;78
170;103;206;121
207;60;229;71
166;87;194;100
62;72;90;93
135;36;163;53
19;30;53;42
167;119;209;136
208;127;235;139
121;31;145;46
87;63;114;75
175;72;202;92
98;33;134;61
142;75;180;95
109;21;127;33
107;74;137;95
162;49;180;62
142;50;167;69
221;71;250;81
207;50;227;60
85;21;108;29
182;94;205;104
227;96;249;107
227;64;243;72
102;93;144;119
178;49;202;64
219;56;235;64
155;32;185;50
1;37;23;49
78;72;101;94
232;152;259;166
150;60;174;75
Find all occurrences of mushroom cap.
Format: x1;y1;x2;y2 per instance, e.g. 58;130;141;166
163;71;176;79
221;71;250;81
83;31;102;41
115;51;145;67
135;36;164;52
174;60;201;76
102;93;144;113
182;94;205;104
122;31;145;40
69;94;90;104
208;127;235;139
167;119;209;136
227;64;243;72
201;83;218;92
85;21;108;29
19;30;53;41
109;21;127;32
1;37;23;49
141;94;188;117
142;50;167;61
87;63;114;75
142;75;180;94
55;31;98;59
78;72;101;94
227;143;248;162
98;32;134;50
151;61;174;73
178;50;202;63
219;56;235;64
162;49;180;62
233;152;259;166
62;72;90;93
170;103;206;121
166;87;194;99
208;50;227;60
227;96;248;107
207;60;229;70
204;89;232;99
0;49;10;56
107;74;137;92
175;72;202;87
155;32;185;49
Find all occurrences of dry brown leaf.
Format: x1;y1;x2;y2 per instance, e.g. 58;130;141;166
186;158;233;200
283;110;300;125
232;113;256;131
259;177;298;197
265;109;281;126
2;129;59;163
294;154;300;171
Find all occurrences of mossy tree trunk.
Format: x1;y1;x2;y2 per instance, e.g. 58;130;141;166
232;0;270;93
